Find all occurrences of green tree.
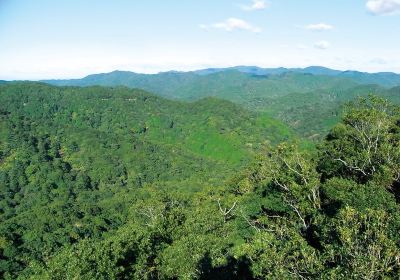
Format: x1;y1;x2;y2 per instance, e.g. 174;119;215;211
322;207;400;279
319;96;400;186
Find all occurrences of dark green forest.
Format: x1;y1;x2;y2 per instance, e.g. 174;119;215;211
1;81;400;279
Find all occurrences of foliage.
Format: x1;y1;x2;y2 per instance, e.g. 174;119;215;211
318;95;400;185
0;83;399;279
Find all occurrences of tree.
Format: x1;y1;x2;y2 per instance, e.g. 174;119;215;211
236;226;323;279
322;207;400;279
319;96;400;186
260;143;321;230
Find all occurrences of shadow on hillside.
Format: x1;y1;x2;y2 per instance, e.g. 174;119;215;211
198;254;254;280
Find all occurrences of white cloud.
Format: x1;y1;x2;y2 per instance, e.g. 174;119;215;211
305;23;334;31
200;18;262;33
314;41;330;50
366;0;400;15
240;0;268;11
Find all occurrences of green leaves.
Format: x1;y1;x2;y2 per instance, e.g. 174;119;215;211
236;228;323;279
319;96;400;185
258;143;321;229
322;207;400;279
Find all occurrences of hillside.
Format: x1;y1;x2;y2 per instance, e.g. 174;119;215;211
43;68;400;139
0;82;299;278
44;66;400;90
1;82;400;278
44;69;361;101
2;82;292;162
195;66;400;87
249;84;394;138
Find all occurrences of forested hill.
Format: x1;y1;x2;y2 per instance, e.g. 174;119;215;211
0;82;296;278
194;66;400;87
44;70;361;101
0;82;292;169
42;68;400;139
1;82;400;279
44;66;400;90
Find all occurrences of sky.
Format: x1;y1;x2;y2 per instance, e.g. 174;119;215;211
0;0;400;80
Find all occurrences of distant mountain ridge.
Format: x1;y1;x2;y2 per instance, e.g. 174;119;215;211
193;66;341;77
43;69;362;102
193;66;400;87
41;66;400;139
43;66;400;89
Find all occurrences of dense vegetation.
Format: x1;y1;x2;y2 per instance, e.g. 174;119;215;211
0;82;291;279
44;68;400;138
1;82;400;279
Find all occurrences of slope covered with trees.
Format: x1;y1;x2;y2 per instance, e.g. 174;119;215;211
44;70;360;102
0;82;292;279
43;68;400;139
1;82;400;279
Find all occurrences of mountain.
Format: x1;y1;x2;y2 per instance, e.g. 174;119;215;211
2;81;400;279
295;66;342;76
205;66;400;87
255;84;390;138
42;67;400;102
42;67;400;138
193;66;400;87
44;69;361;101
0;82;299;277
194;66;343;77
337;70;400;87
0;82;292;169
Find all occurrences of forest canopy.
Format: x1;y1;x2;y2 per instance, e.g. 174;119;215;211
0;83;400;279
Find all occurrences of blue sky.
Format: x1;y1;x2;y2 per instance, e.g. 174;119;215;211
0;0;400;79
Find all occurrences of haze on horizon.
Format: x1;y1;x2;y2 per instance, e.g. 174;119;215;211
1;0;400;80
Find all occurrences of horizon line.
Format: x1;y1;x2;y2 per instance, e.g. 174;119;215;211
2;64;400;81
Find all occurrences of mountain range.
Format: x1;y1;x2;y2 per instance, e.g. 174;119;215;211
2;68;400;279
44;66;400;88
42;66;400;138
